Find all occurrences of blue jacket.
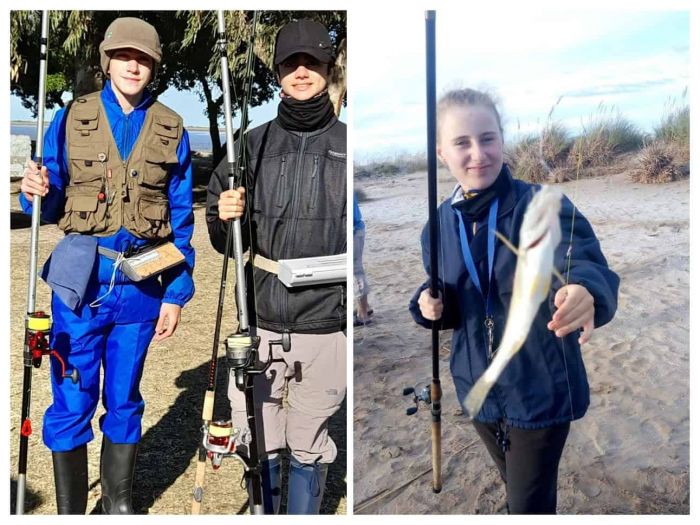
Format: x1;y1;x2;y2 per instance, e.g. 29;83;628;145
353;192;365;232
409;168;619;429
20;81;195;307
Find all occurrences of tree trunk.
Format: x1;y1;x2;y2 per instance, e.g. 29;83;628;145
74;59;102;97
328;38;347;117
199;72;223;161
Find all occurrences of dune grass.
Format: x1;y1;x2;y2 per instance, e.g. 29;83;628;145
355;98;689;185
629;97;690;184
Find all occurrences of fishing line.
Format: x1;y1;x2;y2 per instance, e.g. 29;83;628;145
559;127;585;421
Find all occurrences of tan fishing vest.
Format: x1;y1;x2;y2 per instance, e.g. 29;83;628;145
57;91;183;240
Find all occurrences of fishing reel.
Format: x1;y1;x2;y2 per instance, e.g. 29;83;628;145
25;311;79;384
402;383;431;416
225;331;291;391
201;419;246;469
225;333;262;391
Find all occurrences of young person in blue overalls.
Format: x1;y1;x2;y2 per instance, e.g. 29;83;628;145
19;17;195;514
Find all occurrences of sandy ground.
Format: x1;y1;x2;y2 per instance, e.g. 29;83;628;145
7;160;347;515
353;169;689;514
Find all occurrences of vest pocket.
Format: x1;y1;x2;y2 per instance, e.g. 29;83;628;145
71;105;99;134
59;185;108;234
134;194;172;239
69;145;107;184
142;145;177;189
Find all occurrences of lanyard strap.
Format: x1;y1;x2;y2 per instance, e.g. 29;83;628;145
454;198;499;315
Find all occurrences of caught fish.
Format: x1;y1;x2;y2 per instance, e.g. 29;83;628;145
463;185;563;418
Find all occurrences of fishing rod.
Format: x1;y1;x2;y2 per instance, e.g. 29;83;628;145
15;13;49;513
16;10;80;515
403;10;442;494
193;11;287;515
424;9;442;495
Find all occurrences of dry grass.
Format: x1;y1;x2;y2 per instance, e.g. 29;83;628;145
8;165;347;515
507;135;549;183
628;141;689;184
568;111;644;169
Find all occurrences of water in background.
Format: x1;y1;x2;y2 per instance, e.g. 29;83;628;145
11;123;223;153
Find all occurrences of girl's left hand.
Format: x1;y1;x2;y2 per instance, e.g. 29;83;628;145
547;284;595;344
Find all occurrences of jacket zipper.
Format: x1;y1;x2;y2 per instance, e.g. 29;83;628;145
274;156;287;207
278;133;308;326
308;154;319;211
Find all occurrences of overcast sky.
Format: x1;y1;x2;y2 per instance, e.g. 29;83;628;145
350;8;689;162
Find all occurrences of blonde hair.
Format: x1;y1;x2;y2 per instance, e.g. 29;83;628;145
436;88;503;140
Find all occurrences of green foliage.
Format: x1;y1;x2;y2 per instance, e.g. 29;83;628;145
45;73;68;93
655;105;689;146
11;10;346;159
568;105;644;168
354;154;426;179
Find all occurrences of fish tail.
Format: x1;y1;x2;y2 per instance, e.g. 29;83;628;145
464;374;496;419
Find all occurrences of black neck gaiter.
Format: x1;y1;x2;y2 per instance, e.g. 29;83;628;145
277;91;335;132
453;165;512;221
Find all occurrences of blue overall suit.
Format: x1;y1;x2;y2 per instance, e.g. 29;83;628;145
20;81;195;452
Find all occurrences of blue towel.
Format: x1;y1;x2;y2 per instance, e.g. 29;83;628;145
41;234;98;310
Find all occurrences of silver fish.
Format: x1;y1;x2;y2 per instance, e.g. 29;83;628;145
464;185;563;418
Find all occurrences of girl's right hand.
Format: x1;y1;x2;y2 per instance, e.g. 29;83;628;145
20;160;49;201
418;288;443;321
218;186;246;221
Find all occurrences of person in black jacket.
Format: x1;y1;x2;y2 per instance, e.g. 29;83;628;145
206;19;346;515
409;88;619;514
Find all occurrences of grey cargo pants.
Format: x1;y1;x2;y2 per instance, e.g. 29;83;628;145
227;328;346;464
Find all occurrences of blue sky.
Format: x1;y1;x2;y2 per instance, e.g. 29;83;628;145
351;8;689;162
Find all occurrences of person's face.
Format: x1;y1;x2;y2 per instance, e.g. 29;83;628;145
437;105;504;191
277;53;329;101
108;48;153;99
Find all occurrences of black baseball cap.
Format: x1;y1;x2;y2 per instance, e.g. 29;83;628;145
274;19;334;66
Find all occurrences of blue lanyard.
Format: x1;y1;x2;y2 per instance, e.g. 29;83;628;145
454;198;499;316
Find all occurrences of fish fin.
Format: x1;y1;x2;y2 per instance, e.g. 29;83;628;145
464;374;495;418
494;229;520;257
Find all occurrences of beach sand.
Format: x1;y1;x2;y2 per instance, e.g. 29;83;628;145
353;169;689;514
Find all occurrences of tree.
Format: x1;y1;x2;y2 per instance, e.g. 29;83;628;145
10;10;347;160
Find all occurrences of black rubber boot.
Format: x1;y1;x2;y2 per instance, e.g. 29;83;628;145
52;445;88;514
286;457;328;515
100;436;138;514
247;455;282;514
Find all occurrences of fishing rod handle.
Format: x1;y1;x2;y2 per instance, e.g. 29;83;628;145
431;421;442;493
231;218;249;331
